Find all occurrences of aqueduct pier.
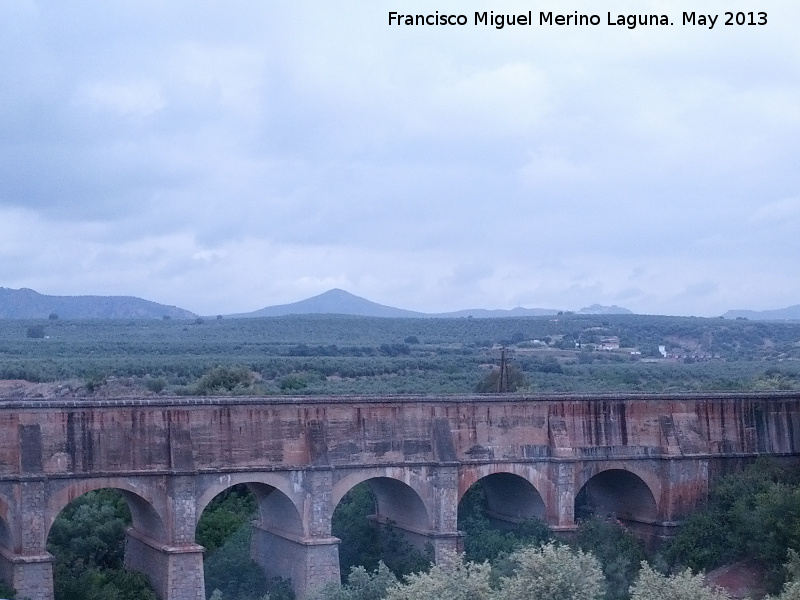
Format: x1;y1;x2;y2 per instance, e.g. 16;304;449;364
1;392;800;599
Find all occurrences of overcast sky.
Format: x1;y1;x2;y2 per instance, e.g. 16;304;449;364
1;0;798;316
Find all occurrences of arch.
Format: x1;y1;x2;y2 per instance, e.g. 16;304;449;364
46;479;166;543
197;476;306;600
333;471;431;533
575;463;662;504
332;473;434;580
575;468;659;524
196;472;304;538
460;472;546;524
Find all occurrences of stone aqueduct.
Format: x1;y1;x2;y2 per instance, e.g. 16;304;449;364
1;392;800;600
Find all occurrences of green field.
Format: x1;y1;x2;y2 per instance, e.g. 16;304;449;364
1;313;799;395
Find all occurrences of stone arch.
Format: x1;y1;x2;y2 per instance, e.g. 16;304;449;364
575;468;659;524
579;463;662;500
331;470;434;583
332;469;432;533
46;478;167;543
195;472;304;538
196;474;308;600
459;471;546;524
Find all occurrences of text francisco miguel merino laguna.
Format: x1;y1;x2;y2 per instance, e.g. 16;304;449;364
389;11;768;30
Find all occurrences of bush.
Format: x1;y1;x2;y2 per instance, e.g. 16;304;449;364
144;377;166;393
458;484;551;564
665;458;800;592
310;562;397;600
332;484;432;581
195;366;255;395
495;543;605;600
197;485;257;553
574;517;646;600
630;563;731;600
26;325;45;338
384;552;492;600
474;365;527;393
280;375;308;391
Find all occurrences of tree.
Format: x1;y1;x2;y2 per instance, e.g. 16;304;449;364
474;365;527;393
333;484;431;580
196;485;257;552
47;490;158;600
574;517;646;600
195;365;255;395
630;563;731;600
766;550;800;600
26;325;45;338
495;542;604;600
458;484;551;564
664;458;800;592
310;562;397;600
384;552;492;600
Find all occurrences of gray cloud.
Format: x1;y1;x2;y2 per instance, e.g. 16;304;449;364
0;0;798;315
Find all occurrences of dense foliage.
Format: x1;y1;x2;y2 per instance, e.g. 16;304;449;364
630;563;732;600
42;486;292;600
1;313;798;395
196;485;293;600
333;484;432;580
574;518;648;600
46;490;158;600
665;458;800;592
457;484;551;564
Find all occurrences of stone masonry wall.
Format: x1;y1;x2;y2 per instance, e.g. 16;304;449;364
1;392;800;599
1;393;798;482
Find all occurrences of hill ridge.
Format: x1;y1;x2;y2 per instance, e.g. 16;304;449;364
0;287;196;319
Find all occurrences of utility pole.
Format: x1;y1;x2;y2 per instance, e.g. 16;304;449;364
497;347;510;393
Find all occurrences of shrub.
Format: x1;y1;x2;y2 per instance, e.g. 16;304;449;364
630;563;731;600
195;366;254;395
145;377;166;393
496;543;605;600
26;325;45;339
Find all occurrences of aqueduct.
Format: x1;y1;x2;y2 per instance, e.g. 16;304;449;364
1;392;799;599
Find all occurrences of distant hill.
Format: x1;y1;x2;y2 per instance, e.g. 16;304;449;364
722;305;800;321
577;304;633;315
431;307;560;318
0;285;638;320
0;287;196;319
231;289;632;319
231;288;426;318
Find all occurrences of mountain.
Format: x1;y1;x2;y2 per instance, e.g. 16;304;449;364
232;288;426;318
232;289;633;319
0;287;196;319
430;307;560;318
577;304;633;315
0;285;636;320
722;305;800;321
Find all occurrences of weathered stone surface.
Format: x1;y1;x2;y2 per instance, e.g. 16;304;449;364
0;392;799;599
124;528;205;600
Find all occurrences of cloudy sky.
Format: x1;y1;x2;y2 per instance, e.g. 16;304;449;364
1;0;798;316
